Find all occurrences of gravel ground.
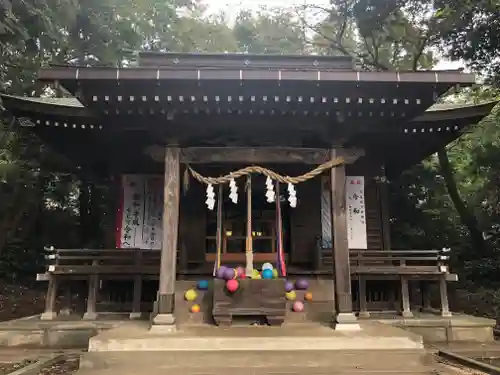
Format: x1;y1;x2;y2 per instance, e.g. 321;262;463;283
0;360;35;375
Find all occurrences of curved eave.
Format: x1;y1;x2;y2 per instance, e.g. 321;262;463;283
0;94;91;118
413;100;498;122
385;101;499;177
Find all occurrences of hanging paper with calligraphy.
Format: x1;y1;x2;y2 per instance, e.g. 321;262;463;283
320;176;367;249
116;175;163;249
346;176;367;249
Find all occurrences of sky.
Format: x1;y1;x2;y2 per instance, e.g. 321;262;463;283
203;0;464;71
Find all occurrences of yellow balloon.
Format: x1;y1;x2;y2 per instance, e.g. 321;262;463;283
285;291;296;301
252;274;262;280
272;269;278;278
252;269;260;276
184;289;198;301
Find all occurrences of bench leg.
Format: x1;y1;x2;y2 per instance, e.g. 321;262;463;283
358;276;370;318
439;277;452;317
400;277;413;318
60;284;72;316
41;276;58;320
420;281;432;312
130;275;143;320
83;274;99;320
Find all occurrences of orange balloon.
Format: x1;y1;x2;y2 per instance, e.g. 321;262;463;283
304;292;313;302
190;304;201;313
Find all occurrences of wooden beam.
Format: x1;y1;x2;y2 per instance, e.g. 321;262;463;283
153;146;180;327
330;148;357;327
146;146;365;165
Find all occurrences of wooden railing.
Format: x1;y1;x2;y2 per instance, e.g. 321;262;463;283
350;249;450;276
44;248;162;276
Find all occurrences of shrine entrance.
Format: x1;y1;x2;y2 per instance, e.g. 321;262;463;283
205;176;291;265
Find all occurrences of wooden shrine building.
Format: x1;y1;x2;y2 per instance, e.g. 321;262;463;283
1;52;497;330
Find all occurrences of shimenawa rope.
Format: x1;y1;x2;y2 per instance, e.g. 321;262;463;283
186;156;345;186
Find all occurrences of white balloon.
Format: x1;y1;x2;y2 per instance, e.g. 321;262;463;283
262;262;273;270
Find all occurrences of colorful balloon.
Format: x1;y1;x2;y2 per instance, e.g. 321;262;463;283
304;292;313;302
295;279;309;290
216;266;228;279
262;269;273;279
262;262;273;271
272;269;278;278
285;281;294;292
184;289;198;301
197;280;209;290
190;304;201;313
292;301;305;312
226;279;239;293
224;267;236;280
235;266;245;278
285;290;296;300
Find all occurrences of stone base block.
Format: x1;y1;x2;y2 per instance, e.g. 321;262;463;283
40;312;57;321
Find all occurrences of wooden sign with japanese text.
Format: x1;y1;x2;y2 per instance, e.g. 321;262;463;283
116;175;163;249
321;176;367;249
346;176;367;249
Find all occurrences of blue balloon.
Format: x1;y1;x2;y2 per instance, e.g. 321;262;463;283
197;280;209;290
262;269;273;279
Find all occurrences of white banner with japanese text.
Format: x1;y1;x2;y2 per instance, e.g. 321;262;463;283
116;175;163;249
320;176;368;249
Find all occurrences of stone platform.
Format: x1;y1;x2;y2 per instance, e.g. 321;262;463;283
88;321;424;351
77;349;437;375
0;314;126;348
369;312;496;343
80;321;439;375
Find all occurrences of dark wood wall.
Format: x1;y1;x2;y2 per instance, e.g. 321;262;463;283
289;178;322;266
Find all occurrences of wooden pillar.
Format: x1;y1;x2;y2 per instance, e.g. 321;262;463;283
83;261;99;320
152;146;180;328
439;277;452;317
40;277;58;320
130;251;143;319
400;276;414;318
358;276;370;318
330;149;358;328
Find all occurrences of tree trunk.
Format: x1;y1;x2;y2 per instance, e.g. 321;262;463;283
437;148;489;255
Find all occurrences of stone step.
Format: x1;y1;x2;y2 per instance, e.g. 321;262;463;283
77;350;435;374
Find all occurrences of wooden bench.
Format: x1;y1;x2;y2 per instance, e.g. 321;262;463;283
38;247;163;320
317;247;455;318
350;249;454;318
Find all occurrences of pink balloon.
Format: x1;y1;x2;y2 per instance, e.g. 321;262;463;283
235;266;245;278
292;301;305;312
226;279;239;293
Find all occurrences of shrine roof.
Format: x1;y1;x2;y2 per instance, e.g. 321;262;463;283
1;94;495;123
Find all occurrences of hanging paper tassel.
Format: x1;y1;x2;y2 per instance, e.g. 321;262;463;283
206;183;216;210
265;176;275;203
229;178;238;204
287;183;297;208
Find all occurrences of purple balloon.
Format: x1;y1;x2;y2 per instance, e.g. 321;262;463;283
295;279;309;290
216;266;228;279
224;267;236;280
285;281;294;292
